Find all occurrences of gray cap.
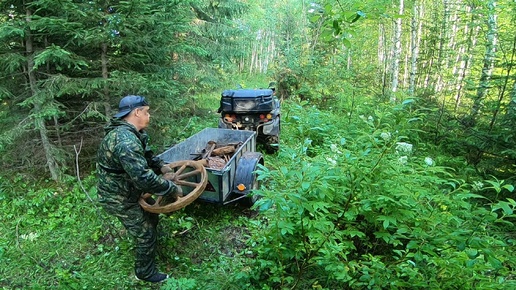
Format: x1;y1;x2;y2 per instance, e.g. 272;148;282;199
114;95;148;118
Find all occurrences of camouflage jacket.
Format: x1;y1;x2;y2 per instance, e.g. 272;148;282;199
96;119;175;208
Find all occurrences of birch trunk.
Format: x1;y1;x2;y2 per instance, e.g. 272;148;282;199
444;1;460;92
408;1;422;96
249;41;256;74
390;0;404;97
402;42;409;88
379;23;390;96
454;6;480;111
470;0;498;122
434;0;451;93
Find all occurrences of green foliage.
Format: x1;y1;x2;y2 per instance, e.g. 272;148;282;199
33;44;88;71
1;88;515;289
0;0;251;179
236;100;516;289
0;173;254;289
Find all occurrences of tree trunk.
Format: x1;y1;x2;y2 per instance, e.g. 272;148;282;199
390;0;404;98
25;7;60;181
510;82;516;123
454;6;480;111
498;32;516;124
101;42;111;116
470;0;498;123
379;23;389;96
443;1;459;92
434;0;451;93
408;1;422;96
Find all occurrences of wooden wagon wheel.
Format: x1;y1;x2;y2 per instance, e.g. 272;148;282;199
139;160;208;213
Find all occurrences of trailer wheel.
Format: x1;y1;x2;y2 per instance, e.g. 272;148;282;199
234;152;264;207
139;160;208;213
241;169;261;207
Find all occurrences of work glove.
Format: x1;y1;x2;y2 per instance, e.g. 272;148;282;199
163;172;183;196
159;175;183;206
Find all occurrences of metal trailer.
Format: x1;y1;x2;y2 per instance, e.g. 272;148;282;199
157;128;264;206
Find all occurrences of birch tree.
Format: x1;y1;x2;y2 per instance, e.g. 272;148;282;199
390;0;404;97
408;0;422;95
453;5;481;111
469;0;498;124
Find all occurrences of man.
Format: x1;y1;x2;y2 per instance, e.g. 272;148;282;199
96;95;176;283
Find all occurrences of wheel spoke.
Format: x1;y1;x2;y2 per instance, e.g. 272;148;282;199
176;180;201;187
175;164;188;175
139;160;208;213
176;169;202;180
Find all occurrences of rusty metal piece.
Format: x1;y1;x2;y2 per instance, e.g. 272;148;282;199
189;141;243;169
207;156;226;170
202;141;217;159
212;145;236;156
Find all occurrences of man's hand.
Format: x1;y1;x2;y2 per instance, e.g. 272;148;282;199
163;172;175;181
161;165;172;174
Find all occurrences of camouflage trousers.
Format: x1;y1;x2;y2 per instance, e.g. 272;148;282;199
103;201;160;279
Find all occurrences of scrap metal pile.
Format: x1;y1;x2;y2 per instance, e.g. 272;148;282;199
190;141;242;170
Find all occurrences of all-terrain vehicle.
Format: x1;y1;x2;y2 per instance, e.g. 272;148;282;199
217;87;280;153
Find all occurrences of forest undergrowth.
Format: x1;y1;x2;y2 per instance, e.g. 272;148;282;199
0;91;515;289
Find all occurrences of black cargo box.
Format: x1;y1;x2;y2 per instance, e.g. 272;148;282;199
220;89;274;113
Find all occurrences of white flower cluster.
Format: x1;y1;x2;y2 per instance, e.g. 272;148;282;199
359;115;374;123
326;143;341;167
20;232;39;242
396;142;413;155
380;132;391;141
424;157;434;166
394;142;413;166
330;143;343;154
472;181;484;191
326;157;337;166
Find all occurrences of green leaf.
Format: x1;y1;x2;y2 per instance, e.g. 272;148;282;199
346;230;365;238
309;15;321;23
466;259;476;268
487;256;503;269
493;201;513;215
402;99;415;105
383;219;390;229
465;248;478;259
259;199;273;211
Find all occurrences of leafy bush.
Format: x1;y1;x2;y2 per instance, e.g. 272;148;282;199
238;100;516;289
